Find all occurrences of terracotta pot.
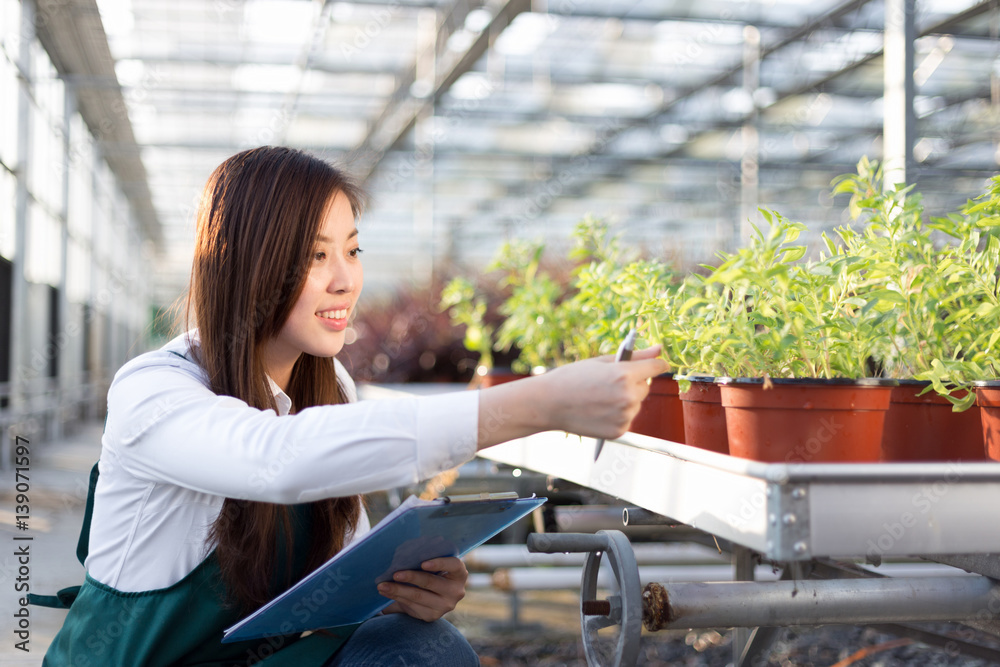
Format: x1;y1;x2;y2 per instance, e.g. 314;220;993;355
628;374;685;443
678;377;728;454
720;378;894;463
471;367;530;389
880;380;985;461
974;383;1000;461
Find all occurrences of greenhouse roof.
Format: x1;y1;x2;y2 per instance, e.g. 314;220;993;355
64;0;1000;300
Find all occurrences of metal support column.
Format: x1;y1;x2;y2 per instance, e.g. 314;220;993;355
739;25;761;247
412;8;437;287
10;0;35;433
736;565;800;667
87;147;102;415
732;544;756;665
883;0;915;188
55;85;74;439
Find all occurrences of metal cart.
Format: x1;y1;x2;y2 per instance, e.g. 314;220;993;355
479;431;1000;666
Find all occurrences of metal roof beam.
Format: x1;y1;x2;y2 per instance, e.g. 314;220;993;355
34;0;161;248
518;0;996;222
350;0;531;182
102;51;405;75
479;0;876;224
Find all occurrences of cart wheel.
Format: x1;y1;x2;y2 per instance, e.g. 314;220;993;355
579;530;641;667
526;530;642;667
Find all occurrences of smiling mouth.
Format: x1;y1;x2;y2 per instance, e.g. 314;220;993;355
317;309;349;320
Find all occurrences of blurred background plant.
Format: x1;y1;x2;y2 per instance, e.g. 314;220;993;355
444;216;679;375
339;278;482;384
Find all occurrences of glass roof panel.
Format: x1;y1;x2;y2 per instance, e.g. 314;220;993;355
83;0;1000;303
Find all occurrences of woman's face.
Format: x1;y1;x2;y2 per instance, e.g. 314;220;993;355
264;191;363;380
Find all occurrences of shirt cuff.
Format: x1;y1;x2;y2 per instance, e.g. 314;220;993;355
415;390;480;481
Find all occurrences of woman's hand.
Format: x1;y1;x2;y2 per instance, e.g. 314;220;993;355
536;345;667;439
377;557;468;622
476;345;669;448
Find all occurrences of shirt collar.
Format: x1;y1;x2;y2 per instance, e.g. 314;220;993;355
266;375;293;416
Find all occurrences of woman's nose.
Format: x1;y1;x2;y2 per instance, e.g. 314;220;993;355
327;259;354;294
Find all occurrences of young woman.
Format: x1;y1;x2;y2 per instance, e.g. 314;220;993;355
41;146;667;666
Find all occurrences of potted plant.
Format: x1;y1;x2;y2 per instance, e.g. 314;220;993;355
567;219;686;443
944;174;1000;461
831;158;991;461
697;212;896;463
645;272;731;453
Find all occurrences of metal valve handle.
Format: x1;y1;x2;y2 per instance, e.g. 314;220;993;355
527;530;641;667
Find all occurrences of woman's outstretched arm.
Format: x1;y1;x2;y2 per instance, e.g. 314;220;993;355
475;345;668;450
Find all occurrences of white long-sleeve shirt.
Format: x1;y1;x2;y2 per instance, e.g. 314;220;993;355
86;332;480;592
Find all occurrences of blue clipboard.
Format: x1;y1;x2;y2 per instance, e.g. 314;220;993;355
223;493;546;642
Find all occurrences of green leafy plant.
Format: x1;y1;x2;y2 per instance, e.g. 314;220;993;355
708;210;879;378
665;211;887;382
449;216;678;374
439;276;496;372
831;158;1000;409
567;217;675;360
488;239;577;373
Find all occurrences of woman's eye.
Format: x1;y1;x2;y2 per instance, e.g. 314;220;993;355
349;248;364;258
313;251;326;262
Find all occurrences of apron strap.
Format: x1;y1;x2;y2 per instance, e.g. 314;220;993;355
76;461;100;565
26;585;82;609
28;460;100;609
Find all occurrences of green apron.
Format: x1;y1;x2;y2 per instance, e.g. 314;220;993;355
30;463;359;666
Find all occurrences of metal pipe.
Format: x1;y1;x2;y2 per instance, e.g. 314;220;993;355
466;543;727;570
555;506;677;537
622;507;676;526
642;576;1000;631
554;506;629;532
486;565;781;592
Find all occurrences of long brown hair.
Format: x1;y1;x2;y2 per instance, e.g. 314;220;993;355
187;146;366;611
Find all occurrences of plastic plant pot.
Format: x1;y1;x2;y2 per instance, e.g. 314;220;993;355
973;382;1000;462
880;380;985;462
628;373;685;444
719;377;895;463
678;376;728;454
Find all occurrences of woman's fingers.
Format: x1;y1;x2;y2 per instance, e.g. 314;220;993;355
377;557;468;622
631;344;664;361
594;343;663;363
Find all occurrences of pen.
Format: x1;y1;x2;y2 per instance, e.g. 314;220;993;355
593;328;637;461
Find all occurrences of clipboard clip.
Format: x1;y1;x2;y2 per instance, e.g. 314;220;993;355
440;491;520;503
